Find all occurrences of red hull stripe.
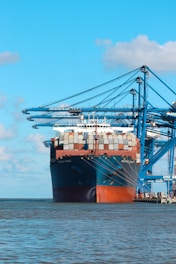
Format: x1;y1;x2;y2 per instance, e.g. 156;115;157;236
96;186;136;203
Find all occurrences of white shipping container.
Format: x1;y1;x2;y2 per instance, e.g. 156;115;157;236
88;144;94;150
64;133;69;139
124;145;129;150
113;138;119;144
99;144;104;150
114;143;119;149
127;134;132;140
136;153;140;159
104;139;109;144
88;135;94;140
99;139;104;144
123;139;128;145
59;134;64;141
109;144;114;150
109;139;114;144
73;138;78;143
68;138;74;143
54;140;58;147
63;144;69;150
78;134;83;140
87;139;94;144
117;135;123;140
122;134;127;139
99;134;104;139
128;140;132;146
130;141;136;146
132;135;136;141
118;139;124;144
108;135;113;139
68;144;74;150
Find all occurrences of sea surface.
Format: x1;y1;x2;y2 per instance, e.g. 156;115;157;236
0;199;176;264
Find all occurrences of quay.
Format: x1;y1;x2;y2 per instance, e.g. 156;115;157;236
134;198;162;203
134;197;176;204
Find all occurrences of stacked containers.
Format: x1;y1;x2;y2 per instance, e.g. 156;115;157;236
56;130;140;160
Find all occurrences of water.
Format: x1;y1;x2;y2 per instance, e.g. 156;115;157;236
0;200;176;264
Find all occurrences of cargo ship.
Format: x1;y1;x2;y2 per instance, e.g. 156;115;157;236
50;120;140;203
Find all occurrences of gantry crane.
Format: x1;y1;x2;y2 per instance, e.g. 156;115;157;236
22;65;176;194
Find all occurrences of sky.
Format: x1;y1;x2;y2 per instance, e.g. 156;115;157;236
0;0;176;198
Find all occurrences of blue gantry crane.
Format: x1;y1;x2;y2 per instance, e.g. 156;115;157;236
22;65;176;195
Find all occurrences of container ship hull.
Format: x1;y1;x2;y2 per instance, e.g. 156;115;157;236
50;123;140;203
50;153;140;203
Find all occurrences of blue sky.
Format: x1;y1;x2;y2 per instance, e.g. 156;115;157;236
0;0;176;198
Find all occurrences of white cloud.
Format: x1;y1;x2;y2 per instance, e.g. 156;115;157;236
12;157;32;173
0;51;19;65
5;156;32;173
26;133;49;154
0;123;16;139
13;96;25;108
99;35;176;72
0;146;13;160
12;96;25;121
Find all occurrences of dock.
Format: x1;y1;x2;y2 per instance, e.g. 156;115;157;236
134;197;176;204
134;198;162;203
